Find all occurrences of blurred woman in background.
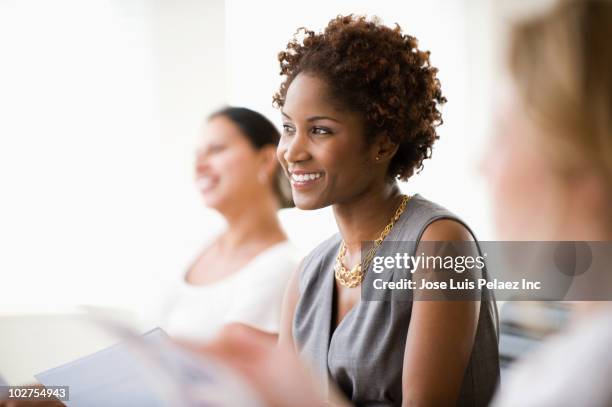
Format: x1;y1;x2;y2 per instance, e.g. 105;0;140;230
487;0;612;405
158;107;300;342
0;107;300;406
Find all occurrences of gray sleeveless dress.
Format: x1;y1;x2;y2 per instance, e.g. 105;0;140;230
293;194;500;406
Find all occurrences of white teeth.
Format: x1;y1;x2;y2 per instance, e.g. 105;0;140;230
195;177;214;190
291;172;322;182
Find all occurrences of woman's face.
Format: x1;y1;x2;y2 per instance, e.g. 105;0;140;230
195;116;267;210
482;90;568;240
277;73;380;210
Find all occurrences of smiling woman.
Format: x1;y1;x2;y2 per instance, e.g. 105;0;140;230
273;15;499;406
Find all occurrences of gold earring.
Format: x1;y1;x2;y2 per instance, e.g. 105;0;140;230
375;156;380;161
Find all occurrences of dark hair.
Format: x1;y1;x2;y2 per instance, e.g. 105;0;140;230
273;15;446;180
209;106;294;208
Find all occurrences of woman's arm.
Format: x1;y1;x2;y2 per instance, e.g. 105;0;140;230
401;219;481;406
278;262;302;349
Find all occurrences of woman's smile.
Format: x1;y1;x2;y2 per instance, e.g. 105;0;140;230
195;174;219;193
289;170;325;190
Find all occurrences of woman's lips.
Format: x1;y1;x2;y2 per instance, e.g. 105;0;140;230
289;171;324;189
195;176;217;192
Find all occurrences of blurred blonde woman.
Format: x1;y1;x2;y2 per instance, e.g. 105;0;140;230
158;107;300;342
485;0;612;405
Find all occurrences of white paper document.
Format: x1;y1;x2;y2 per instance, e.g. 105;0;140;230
35;327;262;407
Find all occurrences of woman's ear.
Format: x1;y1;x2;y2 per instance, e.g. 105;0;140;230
257;145;279;184
372;133;399;163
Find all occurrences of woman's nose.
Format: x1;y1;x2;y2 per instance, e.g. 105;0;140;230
195;150;210;174
284;132;310;163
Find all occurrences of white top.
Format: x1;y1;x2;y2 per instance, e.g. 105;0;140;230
492;306;612;407
159;241;300;341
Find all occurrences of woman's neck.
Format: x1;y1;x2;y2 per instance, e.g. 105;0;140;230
220;194;285;250
333;182;403;253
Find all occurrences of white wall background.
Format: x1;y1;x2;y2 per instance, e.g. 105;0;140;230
0;0;227;311
0;0;228;384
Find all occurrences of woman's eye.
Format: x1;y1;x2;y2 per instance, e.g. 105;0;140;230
282;124;295;134
208;145;225;154
312;126;332;135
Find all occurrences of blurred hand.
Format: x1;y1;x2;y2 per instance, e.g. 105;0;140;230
178;323;350;407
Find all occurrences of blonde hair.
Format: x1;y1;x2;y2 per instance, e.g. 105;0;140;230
509;0;612;182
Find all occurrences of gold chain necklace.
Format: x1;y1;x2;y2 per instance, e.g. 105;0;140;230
334;194;411;288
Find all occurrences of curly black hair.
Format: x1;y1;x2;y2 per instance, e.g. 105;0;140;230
273;15;446;180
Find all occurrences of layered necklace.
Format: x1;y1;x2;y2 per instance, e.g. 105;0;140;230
334;194;411;288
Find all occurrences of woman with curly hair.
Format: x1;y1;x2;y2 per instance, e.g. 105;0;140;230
272;15;500;406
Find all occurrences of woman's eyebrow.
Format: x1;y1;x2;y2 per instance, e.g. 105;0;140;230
281;111;341;123
307;115;340;123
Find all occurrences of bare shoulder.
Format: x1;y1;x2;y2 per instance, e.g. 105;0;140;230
420;218;474;242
